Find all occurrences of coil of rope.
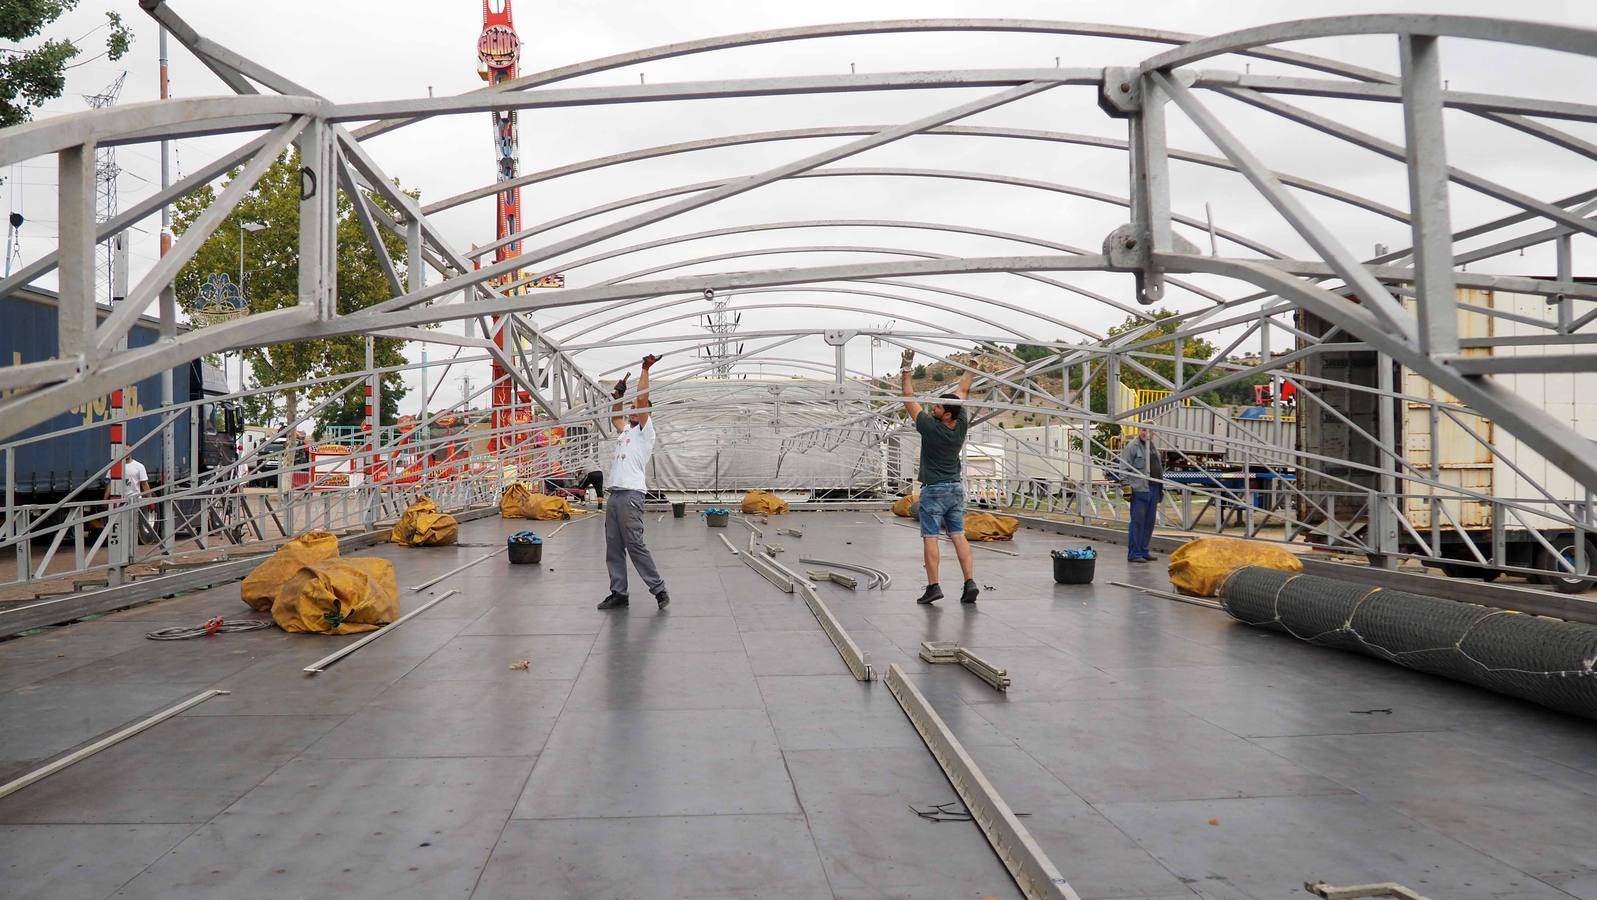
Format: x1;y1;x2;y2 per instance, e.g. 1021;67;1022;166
145;617;274;640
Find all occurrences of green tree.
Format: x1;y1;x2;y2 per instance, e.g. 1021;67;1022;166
912;364;926;379
1069;309;1219;411
1061;310;1220;458
1010;342;1054;364
172;150;411;444
1;1;132;129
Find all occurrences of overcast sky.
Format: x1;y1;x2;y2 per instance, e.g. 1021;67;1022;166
6;0;1597;413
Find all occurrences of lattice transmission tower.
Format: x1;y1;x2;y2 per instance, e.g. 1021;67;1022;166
82;72;128;305
699;288;743;378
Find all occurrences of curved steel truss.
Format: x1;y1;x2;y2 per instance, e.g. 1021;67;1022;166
5;7;1597;590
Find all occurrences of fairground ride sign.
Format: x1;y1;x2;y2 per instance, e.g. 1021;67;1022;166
478;25;519;71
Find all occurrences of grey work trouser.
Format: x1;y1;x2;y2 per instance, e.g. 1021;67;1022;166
605;489;665;597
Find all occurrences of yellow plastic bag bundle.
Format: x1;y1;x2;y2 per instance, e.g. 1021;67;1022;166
1167;536;1302;597
741;490;789;516
892;495;919;518
240;531;339;611
965;512;1019;542
390;497;459;546
500;482;534;518
270;556;400;635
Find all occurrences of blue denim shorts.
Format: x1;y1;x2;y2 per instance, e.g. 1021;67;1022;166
918;481;966;537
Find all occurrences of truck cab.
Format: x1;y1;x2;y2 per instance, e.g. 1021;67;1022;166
192;361;243;479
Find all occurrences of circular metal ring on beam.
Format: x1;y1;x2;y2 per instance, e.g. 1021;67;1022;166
485;167;1287;275
351;18;1411;141
553;288;1061;350
433;125;1407;225
581;244;1219;324
563;300;1023;354
509;216;1222;320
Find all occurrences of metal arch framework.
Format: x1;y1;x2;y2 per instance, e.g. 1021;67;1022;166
4;5;1597;602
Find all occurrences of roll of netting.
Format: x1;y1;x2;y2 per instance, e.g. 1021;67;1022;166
1348;589;1500;682
1459;613;1597;716
1218;566;1296;630
1219;565;1597;720
1218;568;1375;651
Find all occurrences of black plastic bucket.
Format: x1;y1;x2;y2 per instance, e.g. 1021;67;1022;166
508;540;543;565
1053;555;1095;584
672;502;686;518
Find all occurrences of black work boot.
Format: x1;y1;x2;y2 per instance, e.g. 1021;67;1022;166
655;590;671;610
916;583;944;605
597;592;629;610
960;580;980;604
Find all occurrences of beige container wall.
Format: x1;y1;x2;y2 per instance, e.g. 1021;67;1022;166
1000;424;1087;483
1403;290;1593;532
1485;290;1596;531
1402;290;1494;529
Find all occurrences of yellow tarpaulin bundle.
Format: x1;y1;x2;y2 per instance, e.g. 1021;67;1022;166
240;531;339;612
741;490;789;516
500;482;534;518
965;512;1019;542
270;556;400;634
499;483;574;520
1168;536;1302;597
523;492;574;520
390;497;459;546
892;495;919;518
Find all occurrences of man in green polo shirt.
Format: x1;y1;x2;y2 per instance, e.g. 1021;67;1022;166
900;350;979;605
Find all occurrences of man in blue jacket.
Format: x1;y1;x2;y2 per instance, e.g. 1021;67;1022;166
1117;428;1163;563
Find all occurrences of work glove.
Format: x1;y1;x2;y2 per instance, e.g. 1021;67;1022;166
612;372;630;400
900;349;915;372
641;353;661;371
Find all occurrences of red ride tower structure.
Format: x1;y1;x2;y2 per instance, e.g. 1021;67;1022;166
478;0;522;452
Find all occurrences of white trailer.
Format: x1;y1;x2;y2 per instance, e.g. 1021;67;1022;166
1299;289;1597;591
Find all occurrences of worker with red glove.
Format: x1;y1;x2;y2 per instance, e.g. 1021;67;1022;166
598;353;670;611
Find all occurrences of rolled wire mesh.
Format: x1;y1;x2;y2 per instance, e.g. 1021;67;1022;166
1219;566;1597;719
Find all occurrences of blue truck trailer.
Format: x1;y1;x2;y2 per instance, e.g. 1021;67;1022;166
1;286;242;507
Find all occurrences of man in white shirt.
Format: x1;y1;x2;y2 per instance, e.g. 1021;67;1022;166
598;354;670;611
120;457;151;503
108;456;153;546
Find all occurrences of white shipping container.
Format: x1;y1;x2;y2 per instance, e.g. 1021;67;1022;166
1402;290;1596;531
998;424;1087;483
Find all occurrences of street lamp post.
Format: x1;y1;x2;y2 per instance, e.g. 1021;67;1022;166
237;222;264;397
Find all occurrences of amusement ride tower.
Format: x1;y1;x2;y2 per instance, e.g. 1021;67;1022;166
477;0;522;451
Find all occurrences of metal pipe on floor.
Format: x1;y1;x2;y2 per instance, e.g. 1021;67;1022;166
0;689;230;801
1106;580;1224;610
303;589;460;673
798;557;890;589
407;548;507;591
884;664;1078;899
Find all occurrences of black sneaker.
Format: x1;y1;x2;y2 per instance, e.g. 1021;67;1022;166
960;580;980;604
655;591;671;610
597;592;629;610
916;584;944;605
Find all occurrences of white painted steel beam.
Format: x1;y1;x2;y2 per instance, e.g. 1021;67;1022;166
885;665;1078;899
